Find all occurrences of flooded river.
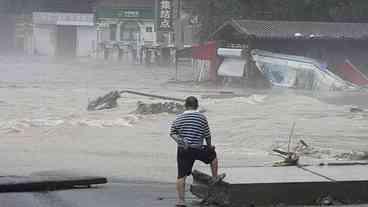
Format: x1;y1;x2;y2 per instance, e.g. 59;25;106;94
0;56;367;182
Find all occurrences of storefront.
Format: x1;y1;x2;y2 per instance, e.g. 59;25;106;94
32;12;96;58
95;7;156;62
0;13;16;54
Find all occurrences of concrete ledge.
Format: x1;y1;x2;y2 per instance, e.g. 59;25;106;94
191;166;368;206
229;180;368;206
0;175;107;192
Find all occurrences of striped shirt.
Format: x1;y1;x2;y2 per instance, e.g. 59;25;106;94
170;110;211;147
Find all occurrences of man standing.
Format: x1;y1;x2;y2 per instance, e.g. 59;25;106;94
170;96;225;207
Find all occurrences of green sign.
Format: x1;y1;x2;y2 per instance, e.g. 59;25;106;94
96;7;154;19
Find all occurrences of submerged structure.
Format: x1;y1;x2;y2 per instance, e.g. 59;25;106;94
205;19;368;89
251;49;355;91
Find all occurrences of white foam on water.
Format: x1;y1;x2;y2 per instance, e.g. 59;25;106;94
0;115;141;133
205;94;268;105
25;119;65;127
245;94;268;105
70;115;140;128
0;120;29;134
0;118;66;134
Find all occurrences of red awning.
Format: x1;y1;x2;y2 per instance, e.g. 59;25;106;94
337;60;368;86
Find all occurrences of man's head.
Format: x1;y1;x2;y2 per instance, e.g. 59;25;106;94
184;96;199;110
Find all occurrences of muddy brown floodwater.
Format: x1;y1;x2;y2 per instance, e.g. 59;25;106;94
0;56;367;183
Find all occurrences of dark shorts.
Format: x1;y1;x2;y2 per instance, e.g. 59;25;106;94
177;146;217;179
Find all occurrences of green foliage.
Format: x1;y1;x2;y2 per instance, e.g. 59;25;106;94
194;0;244;41
195;0;368;40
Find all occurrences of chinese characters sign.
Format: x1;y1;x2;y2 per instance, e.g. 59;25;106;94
158;0;173;31
96;8;154;19
119;11;140;18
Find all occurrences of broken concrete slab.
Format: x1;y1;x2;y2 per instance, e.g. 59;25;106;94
191;166;368;206
87;90;185;111
135;101;185;115
87;90;120;111
0;174;107;192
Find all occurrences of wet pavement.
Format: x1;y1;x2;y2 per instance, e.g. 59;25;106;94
0;181;187;207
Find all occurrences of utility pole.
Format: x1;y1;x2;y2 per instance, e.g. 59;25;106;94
154;0;159;46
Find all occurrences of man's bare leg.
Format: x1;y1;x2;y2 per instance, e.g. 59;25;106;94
210;157;218;177
210;157;226;184
176;176;186;205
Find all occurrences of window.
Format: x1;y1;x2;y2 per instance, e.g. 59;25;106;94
120;21;140;42
146;27;153;33
109;24;117;41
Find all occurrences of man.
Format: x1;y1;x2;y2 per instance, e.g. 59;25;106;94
170;96;225;207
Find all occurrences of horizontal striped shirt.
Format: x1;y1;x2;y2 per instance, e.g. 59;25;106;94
170;110;211;147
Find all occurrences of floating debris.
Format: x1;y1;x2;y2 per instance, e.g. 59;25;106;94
87;91;121;111
272;140;331;160
317;195;342;206
87;90;185;111
334;151;368;161
134;101;185;114
350;107;365;113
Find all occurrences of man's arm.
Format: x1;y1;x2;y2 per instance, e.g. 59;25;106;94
204;118;212;147
170;121;186;147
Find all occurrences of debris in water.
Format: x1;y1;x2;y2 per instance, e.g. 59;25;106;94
334;151;368;161
87;91;121;111
295;145;331;159
317;195;343;206
350;107;364;113
134;101;207;115
272;140;331;160
87;90;185;111
134;101;185;114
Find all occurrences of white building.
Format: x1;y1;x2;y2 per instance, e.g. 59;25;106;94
95;6;157;62
32;12;96;57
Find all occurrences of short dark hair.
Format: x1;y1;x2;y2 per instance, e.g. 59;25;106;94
185;96;198;110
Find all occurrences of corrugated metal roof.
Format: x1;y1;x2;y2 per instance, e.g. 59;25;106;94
218;19;368;40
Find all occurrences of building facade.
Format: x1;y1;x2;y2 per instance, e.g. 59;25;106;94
32;12;96;57
0;0;22;54
95;0;156;62
173;0;199;49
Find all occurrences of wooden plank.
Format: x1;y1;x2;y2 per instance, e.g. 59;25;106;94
120;90;185;102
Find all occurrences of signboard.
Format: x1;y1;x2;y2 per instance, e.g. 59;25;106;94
96;8;154;19
158;0;173;31
33;12;94;26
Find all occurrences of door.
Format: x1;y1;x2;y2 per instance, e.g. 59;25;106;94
0;14;15;54
56;25;77;58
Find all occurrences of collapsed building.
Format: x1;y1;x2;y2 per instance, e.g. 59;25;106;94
176;19;368;91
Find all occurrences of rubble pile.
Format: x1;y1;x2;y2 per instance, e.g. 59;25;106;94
87;91;121;111
272;140;331;160
135;101;185;114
